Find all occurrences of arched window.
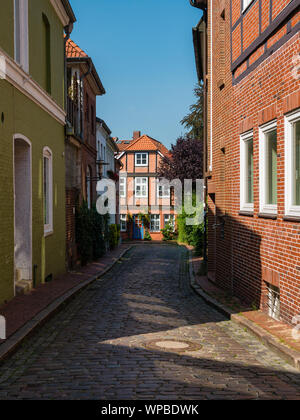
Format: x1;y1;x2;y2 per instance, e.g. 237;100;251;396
43;147;53;234
42;13;51;94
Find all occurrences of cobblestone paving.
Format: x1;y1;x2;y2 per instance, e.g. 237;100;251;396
0;244;299;400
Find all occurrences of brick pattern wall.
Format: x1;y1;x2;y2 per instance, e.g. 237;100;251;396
206;0;300;324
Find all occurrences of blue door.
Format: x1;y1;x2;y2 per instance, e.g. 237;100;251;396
133;216;144;240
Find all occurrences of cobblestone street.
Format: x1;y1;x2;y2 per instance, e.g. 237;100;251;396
0;244;299;400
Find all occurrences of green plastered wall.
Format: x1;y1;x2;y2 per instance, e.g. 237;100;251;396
0;0;67;305
0;80;66;305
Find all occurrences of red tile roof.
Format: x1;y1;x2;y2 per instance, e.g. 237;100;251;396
66;38;88;58
116;135;170;156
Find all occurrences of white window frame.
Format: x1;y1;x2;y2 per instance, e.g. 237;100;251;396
135;153;148;167
157;183;171;199
119;177;127;198
242;0;254;12
259;120;278;215
150;214;160;232
285;109;300;218
240;131;254;213
120;214;127;232
43;147;53;236
14;0;29;73
135;177;148;198
164;214;175;230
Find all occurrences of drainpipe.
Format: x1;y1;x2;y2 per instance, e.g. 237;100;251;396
64;24;73;118
80;59;92;141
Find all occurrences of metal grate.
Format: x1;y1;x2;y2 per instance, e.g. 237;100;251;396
267;284;280;321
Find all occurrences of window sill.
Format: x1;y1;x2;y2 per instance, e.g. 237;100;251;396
239;211;254;217
44;229;54;238
258;213;277;220
283;216;300;223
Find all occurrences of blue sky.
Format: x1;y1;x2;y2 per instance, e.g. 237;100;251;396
70;0;202;149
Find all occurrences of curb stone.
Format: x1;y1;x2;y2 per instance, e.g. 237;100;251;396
0;246;134;363
188;250;300;371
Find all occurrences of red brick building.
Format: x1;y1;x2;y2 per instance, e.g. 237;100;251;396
116;132;176;241
65;39;105;268
191;0;300;324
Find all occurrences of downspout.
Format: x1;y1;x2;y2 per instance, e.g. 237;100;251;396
80;59;92;140
64;24;72;118
209;0;213;172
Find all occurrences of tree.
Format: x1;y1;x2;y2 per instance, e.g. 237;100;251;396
158;135;203;182
181;82;204;140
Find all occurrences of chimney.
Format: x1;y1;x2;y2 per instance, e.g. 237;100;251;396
133;131;141;140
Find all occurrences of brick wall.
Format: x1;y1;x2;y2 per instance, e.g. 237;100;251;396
205;0;300;324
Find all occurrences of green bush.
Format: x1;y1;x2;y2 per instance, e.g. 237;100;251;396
76;202;110;265
161;223;177;241
109;224;120;250
144;230;152;241
177;193;204;256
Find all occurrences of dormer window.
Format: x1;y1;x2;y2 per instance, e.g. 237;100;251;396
135;153;148;167
14;0;29;72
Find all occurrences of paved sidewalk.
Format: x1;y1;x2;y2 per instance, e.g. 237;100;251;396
0;244;131;343
190;253;300;369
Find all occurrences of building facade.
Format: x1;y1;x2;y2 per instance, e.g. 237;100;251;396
191;0;300;324
116;132;176;241
96;118;119;225
0;0;75;302
65;38;105;268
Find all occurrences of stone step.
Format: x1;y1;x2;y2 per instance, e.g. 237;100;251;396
15;279;33;296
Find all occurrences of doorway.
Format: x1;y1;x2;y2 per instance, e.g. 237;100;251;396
14;135;32;290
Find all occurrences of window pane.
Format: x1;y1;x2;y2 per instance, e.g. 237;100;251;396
44;157;49;225
294;121;300;206
15;0;21;63
246;139;253;203
266;130;277;205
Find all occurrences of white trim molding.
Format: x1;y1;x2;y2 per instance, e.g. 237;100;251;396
50;0;71;26
43;147;54;236
259;120;278;215
0;47;66;125
240;130;254;213
285;109;300;218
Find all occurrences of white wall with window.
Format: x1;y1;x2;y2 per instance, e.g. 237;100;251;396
240;131;254;212
120;214;127;232
150;214;160;232
135;153;148;167
43;147;53;235
285;109;300;218
14;0;29;72
135;177;148;198
259;121;277;215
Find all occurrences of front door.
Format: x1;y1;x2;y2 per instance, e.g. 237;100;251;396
133;216;144;240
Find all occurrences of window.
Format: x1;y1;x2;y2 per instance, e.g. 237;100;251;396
86;166;92;209
150;214;160;232
135;153;148;166
120;177;126;198
267;284;280;321
14;0;29;72
120;215;127;232
164;214;175;230
240;131;254;212
158;183;170;198
135;177;148;198
42;14;51;94
242;0;254;12
43;148;53;235
285;110;300;217
259;121;277;215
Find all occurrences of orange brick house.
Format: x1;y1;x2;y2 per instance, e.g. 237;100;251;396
191;0;300;324
116;132;176;241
